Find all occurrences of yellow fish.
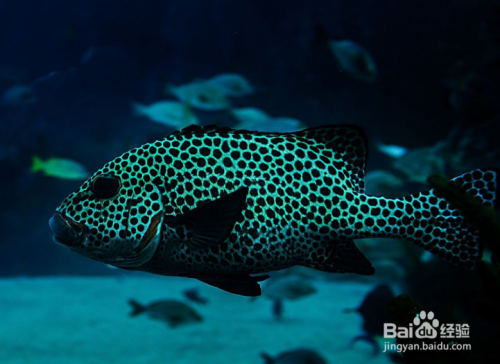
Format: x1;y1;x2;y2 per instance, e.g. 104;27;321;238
31;156;89;180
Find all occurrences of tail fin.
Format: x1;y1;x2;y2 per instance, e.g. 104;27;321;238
128;299;146;317
180;100;196;128
131;102;146;117
30;155;44;173
259;353;275;364
403;168;499;269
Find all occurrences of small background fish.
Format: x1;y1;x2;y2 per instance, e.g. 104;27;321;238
183;287;210;305
128;298;203;327
30;156;89;180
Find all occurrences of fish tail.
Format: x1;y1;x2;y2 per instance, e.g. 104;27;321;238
30;155;44;173
128;299;146;316
259;353;275;364
165;83;175;96
131;102;145;116
398;169;499;270
181;100;195;127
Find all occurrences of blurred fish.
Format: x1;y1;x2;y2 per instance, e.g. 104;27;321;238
344;284;395;355
167;81;231;111
314;25;377;82
262;276;317;301
132;101;198;128
183;288;209;305
376;142;408;158
128;299;202;328
0;65;27;86
207;73;254;97
50;124;497;297
419;251;435;263
268;117;307;132
80;45;131;65
231;107;306;132
260;348;327;364
231;107;272;125
364;170;405;198
260;276;317;320
392;142;449;184
237;117;306;133
1;85;36;106
31;156;89;180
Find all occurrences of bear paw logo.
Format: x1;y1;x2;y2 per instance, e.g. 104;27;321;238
414;310;439;339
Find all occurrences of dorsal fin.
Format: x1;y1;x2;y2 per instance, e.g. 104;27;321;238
294;124;368;193
169;124;233;136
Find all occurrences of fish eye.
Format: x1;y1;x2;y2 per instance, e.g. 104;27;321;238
91;174;121;199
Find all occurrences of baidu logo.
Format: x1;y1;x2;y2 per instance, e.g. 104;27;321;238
384;310;459;339
413;311;439;339
383;310;471;352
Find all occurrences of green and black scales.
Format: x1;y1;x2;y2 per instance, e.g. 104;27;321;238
52;124;499;296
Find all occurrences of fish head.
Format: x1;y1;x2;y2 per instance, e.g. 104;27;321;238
49;151;165;268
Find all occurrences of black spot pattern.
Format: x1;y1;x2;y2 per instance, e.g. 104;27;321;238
56;123;497;277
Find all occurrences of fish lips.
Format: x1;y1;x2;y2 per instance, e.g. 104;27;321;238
49;212;87;247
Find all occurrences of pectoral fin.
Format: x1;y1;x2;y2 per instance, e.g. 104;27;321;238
172;186;249;250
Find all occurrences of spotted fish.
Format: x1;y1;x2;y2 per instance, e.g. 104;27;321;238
48;124;499;296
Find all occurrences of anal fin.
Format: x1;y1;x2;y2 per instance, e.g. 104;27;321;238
197;274;270;297
302;239;374;275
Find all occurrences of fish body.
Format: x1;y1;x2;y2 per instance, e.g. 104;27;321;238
328;40;377;82
345;283;394;337
261;276;316;301
206;73;254;97
32;155;89;180
128;299;202;327
392;141;451;184
183;288;209;304
231;107;272;125
167;81;231;111
312;25;377;82
345;284;395;355
1;85;36;106
232;108;306;132
261;276;316;320
364;170;405;198
132;101;198;128
49;124;498;296
375;142;408;158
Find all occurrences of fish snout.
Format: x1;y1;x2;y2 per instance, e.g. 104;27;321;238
49;212;86;246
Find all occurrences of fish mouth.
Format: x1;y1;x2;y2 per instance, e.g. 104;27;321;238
49;212;87;246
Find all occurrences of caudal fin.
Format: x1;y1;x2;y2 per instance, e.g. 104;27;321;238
131;102;146;117
259;353;275;364
30;155;44;173
403;168;499;269
128;299;146;317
